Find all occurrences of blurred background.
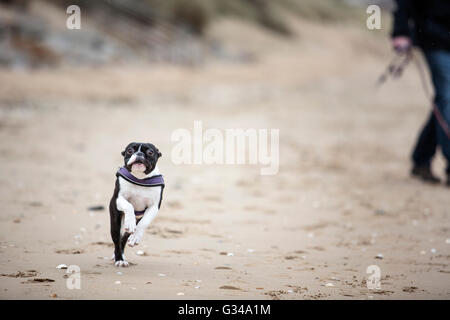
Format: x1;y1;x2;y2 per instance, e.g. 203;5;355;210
0;0;392;68
1;0;449;300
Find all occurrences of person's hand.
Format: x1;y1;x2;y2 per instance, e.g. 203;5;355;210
392;36;412;53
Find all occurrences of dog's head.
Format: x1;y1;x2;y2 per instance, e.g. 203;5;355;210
121;142;162;175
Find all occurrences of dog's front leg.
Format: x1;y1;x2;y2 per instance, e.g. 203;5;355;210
128;205;158;247
116;195;136;234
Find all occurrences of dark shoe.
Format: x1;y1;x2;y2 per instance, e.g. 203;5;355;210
411;165;441;184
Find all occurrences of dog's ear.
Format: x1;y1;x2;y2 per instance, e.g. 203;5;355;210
121;150;125;156
154;146;162;158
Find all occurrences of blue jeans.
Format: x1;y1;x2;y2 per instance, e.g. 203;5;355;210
412;50;450;173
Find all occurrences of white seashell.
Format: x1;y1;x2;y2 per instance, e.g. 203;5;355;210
56;264;68;269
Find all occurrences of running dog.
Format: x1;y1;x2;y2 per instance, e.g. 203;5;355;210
109;142;164;267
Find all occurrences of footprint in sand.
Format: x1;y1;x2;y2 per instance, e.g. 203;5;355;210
402;286;425;293
1;270;38;278
147;226;184;239
90;241;113;248
264;290;288;300
24;278;55;283
215;266;232;270
55;249;84;254
219;285;241;290
308;246;326;251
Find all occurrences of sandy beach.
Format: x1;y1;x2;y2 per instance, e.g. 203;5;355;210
0;14;449;300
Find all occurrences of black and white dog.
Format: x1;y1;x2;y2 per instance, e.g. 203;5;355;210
109;142;164;267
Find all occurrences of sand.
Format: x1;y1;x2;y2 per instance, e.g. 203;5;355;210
0;17;449;299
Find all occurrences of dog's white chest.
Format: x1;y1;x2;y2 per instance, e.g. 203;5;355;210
118;177;161;211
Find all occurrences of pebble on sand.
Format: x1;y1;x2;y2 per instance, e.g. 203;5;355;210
325;283;334;287
158;273;167;277
177;292;185;296
56;264;68;270
115;281;121;285
375;253;384;259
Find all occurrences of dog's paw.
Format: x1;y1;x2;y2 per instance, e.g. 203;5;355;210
123;215;136;233
111;253;126;260
114;260;129;267
127;230;143;247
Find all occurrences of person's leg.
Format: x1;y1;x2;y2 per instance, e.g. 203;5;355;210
410;111;441;183
424;50;450;185
412;111;437;167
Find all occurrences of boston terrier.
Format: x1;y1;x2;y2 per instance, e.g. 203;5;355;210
109;142;164;267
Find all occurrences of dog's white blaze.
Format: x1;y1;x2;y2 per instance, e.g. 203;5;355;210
127;153;138;166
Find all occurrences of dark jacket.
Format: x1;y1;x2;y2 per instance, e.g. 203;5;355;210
392;0;450;51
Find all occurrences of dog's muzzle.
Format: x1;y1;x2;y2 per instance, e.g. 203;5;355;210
127;153;147;172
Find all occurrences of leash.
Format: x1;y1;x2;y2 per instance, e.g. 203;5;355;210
377;50;450;140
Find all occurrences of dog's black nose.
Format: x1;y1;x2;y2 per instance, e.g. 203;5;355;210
136;151;145;157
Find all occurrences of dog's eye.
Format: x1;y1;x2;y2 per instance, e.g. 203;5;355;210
127;148;134;155
146;150;154;156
